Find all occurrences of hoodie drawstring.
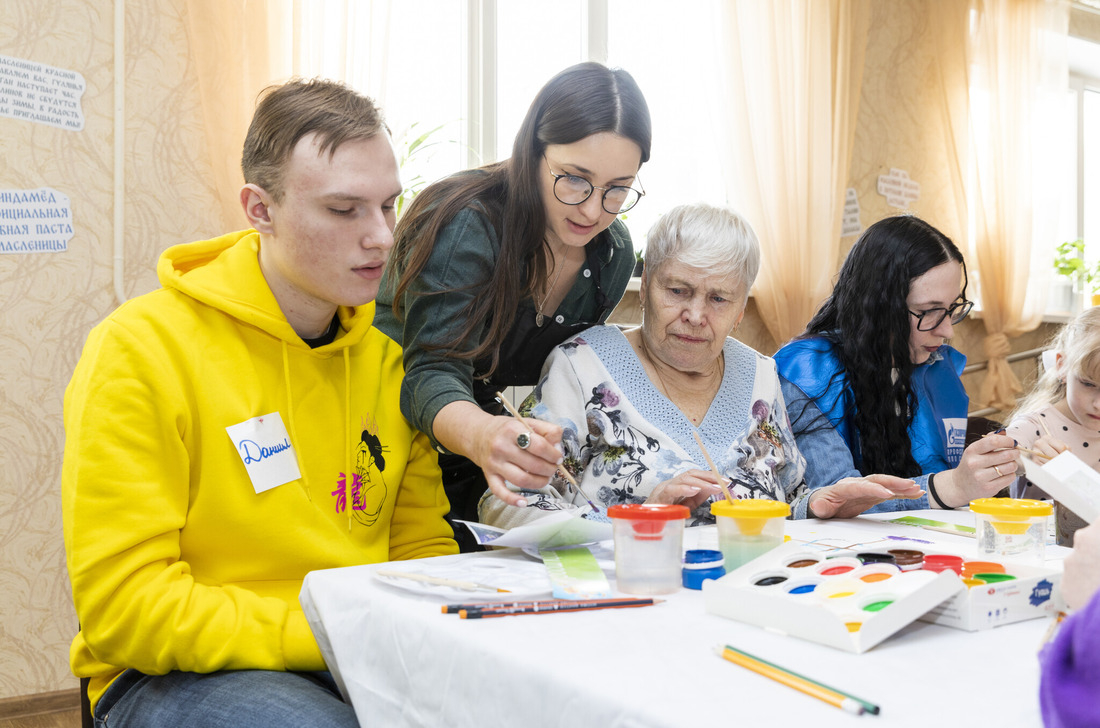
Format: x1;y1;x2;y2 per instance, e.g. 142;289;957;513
282;341;311;502
344;347;352;532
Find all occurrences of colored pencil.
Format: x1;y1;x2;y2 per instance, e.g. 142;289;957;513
375;569;511;593
444;596;650;614
443;598;568;614
495;391;599;513
458;597;663;619
716;645;880;716
691;430;733;502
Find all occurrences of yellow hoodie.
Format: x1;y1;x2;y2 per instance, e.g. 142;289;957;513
62;231;457;710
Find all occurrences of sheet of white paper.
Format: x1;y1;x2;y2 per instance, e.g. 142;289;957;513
456;510;612;549
1022;452;1100;523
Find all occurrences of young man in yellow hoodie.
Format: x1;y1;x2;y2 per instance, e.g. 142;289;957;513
62;78;457;727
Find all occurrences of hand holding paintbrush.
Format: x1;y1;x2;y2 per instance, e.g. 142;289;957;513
495;391;600;514
1017;417;1070;462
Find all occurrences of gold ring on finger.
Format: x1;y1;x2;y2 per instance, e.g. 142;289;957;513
993;465;1003;478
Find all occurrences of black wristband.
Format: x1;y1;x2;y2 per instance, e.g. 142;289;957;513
927;472;956;510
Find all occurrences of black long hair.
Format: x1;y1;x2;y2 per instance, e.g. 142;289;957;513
798;215;967;476
385;62;651;375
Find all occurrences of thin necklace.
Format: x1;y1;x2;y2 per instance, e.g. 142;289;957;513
638;334;722;425
536;252;567;328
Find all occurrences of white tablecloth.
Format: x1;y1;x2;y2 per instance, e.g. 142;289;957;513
300;511;1068;728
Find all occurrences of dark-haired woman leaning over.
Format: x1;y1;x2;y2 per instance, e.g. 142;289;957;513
375;63;651;548
774;215;1021;512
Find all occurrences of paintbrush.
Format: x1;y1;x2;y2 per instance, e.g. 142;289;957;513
375;569;512;593
1016;445;1050;460
691;430;734;502
495;391;599;513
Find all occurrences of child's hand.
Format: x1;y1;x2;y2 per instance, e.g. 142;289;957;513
1063;521;1100;609
1031;435;1069;461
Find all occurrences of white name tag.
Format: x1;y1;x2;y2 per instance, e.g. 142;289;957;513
226;412;302;494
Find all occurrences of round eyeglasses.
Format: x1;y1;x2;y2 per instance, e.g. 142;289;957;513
908;299;974;331
545;159;645;214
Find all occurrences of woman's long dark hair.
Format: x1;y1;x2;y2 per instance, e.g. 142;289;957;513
386;62;651;375
800;215;967;476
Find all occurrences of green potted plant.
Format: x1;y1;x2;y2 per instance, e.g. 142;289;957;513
633;249;644;277
393;121;459;219
1053;239;1100;309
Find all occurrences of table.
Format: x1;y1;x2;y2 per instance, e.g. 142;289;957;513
300;511;1068;728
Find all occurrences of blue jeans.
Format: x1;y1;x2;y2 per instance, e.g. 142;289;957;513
94;669;359;728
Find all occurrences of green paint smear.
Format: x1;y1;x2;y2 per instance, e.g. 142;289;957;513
889;516;976;534
863;600;893;612
540;546;611;599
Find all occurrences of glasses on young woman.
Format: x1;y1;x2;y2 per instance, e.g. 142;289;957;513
545;160;645;214
908;299;974;331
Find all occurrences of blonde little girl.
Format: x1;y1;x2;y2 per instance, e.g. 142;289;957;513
1007;307;1100;542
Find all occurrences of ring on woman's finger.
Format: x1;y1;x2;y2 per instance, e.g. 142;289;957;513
515;432;531;450
993;465;1003;478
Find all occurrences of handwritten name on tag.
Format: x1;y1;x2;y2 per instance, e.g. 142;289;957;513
226;412;302;494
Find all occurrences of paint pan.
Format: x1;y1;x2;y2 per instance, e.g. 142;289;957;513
961;561;1005;579
973;573;1016;584
814;557;861;577
859;593;897;613
851;563;901;583
817;578;863;601
785;577;823;596
782;552;822;569
856;552;897;565
752;571;789;587
922;554;964;575
887;549;924;571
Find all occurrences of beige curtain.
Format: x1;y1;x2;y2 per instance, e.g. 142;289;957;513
182;1;392;231
717;0;871;346
937;0;1069;412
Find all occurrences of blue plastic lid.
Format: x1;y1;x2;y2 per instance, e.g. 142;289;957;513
683;549;724;567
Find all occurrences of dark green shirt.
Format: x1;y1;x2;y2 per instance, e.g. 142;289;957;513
375;206;635;452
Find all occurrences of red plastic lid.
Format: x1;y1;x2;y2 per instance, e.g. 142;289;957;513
922;554;964;574
607;503;690;521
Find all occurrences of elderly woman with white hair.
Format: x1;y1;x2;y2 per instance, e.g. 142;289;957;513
478;203;922;528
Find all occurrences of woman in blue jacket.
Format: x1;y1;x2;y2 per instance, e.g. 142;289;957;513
774;215;1019;512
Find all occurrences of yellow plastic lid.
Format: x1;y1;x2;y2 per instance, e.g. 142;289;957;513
969;498;1052;520
711;499;790;535
710;499;791;519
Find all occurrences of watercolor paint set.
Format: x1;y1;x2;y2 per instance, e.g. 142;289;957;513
702;540;1062;652
702;542;963;653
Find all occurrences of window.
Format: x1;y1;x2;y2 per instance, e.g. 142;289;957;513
302;1;728;253
1051;34;1100;309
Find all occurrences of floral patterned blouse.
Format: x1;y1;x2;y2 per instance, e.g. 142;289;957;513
477;325;812;528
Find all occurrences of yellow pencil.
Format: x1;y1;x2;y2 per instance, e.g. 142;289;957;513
715;645;878;716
